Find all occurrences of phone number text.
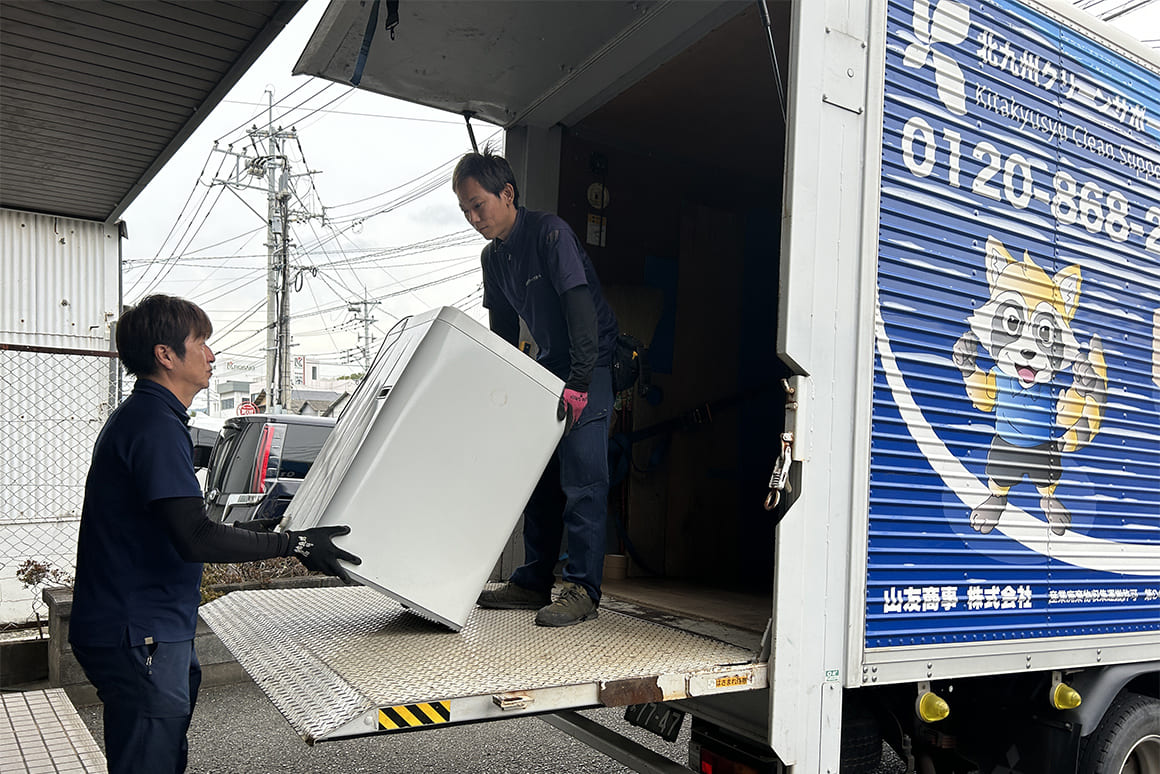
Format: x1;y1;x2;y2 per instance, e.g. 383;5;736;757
900;116;1160;254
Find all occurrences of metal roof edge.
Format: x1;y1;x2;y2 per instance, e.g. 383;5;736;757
106;0;308;225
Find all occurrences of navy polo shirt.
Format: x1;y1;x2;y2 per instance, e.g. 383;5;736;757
482;207;619;380
70;379;204;647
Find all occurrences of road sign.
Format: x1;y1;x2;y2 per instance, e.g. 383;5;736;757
237;402;258;416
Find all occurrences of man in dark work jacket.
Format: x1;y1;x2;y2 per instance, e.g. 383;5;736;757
70;294;360;774
453;151;619;628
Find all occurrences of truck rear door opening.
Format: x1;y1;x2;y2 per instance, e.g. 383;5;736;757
208;0;789;746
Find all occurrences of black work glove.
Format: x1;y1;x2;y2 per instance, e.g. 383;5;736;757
234;517;282;532
285;525;362;584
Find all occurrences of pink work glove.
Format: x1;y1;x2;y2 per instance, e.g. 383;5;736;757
557;388;589;432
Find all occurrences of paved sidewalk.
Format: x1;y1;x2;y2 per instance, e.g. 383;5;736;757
2;688;106;773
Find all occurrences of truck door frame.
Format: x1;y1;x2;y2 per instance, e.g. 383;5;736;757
768;0;886;768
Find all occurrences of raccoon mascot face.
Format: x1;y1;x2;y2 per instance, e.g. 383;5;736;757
968;237;1081;389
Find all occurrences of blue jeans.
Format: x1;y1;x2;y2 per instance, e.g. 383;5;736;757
512;366;613;603
72;638;201;774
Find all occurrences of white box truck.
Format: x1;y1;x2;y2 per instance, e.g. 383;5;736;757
202;1;1160;771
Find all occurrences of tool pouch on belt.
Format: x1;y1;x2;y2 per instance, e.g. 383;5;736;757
611;333;650;395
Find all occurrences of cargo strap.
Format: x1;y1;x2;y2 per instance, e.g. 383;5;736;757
764;432;794;512
351;0;400;86
764;377;800;517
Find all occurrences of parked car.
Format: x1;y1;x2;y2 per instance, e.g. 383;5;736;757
202;414;335;525
189;415;225;476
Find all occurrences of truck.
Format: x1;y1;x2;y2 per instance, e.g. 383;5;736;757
200;1;1160;772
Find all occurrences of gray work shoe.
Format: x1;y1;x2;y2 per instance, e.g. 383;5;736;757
535;582;599;627
477;582;551;610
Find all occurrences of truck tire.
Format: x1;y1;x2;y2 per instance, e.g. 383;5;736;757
841;695;882;774
1077;692;1160;774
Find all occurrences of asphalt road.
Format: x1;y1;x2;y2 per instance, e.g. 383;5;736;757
77;681;683;773
76;680;906;773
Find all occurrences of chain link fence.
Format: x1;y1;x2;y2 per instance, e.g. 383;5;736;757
0;343;120;627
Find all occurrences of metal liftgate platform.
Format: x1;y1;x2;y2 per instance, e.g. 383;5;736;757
201;586;766;744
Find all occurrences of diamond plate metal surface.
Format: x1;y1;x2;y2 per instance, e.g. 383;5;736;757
202;586;758;742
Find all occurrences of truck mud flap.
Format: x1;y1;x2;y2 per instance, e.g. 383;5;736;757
202;587;765;744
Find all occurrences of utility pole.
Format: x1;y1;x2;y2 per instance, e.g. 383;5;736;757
258;90;297;413
211;89;324;413
347;296;380;370
214;90;303;413
264;90;280;412
277;188;292;409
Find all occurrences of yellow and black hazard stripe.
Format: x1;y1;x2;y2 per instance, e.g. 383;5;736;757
378;701;451;730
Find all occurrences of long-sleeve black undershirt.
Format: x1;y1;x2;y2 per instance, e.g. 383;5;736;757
153;497;292;563
560;286;597;392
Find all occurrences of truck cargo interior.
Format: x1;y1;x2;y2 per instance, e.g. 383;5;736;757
556;4;790;636
289;1;793;637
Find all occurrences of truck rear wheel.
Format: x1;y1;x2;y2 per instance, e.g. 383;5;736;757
841;694;882;774
1078;692;1160;774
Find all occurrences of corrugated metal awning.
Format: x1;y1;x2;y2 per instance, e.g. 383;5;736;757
0;0;304;224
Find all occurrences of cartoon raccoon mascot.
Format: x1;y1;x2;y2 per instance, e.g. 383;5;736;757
953;236;1107;535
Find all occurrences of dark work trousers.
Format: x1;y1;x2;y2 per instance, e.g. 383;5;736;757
72;638;202;774
511;366;614;603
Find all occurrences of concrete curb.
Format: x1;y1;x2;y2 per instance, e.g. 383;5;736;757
0;636;48;688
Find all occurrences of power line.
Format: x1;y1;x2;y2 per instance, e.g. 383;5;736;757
125;248;477;267
325;157;457;213
193;268;269;305
303;264;344;358
290;87;360;133
282;265;480;325
125;146;219;297
214;79;320;145
136;174;229;299
306;231;480;270
1103;0;1156;21
222;100;465;125
277;86;359;135
213;296;268;343
321;127;501;215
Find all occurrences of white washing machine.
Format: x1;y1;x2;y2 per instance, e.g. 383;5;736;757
283;306;564;630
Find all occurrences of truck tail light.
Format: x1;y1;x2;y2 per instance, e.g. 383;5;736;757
252;425;275;494
697;748;758;774
689;719;778;774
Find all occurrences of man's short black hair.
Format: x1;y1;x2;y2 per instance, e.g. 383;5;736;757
115;294;213;378
452;149;520;208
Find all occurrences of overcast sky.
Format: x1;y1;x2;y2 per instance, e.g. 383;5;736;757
120;0;1158;389
120;0;500;384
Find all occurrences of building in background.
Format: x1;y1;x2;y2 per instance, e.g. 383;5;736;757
0;210;120;626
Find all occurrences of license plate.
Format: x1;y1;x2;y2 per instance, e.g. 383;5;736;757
624;702;685;742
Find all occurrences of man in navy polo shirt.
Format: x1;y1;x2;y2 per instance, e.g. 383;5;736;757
70;294;360;774
453;151;619;627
